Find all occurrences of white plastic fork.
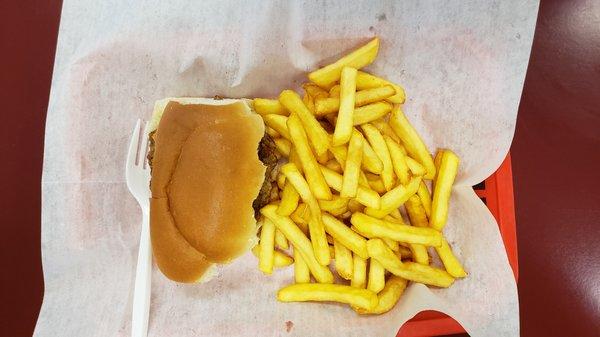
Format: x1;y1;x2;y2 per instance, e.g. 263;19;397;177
126;119;152;337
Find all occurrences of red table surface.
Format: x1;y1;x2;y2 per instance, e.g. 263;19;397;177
1;1;599;336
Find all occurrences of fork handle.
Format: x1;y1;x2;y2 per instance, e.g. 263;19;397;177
132;210;152;337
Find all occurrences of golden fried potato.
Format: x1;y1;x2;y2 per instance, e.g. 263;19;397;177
278;283;378;310
254;98;289;116
308;38;380;88
333;67;358;146
389;106;436;179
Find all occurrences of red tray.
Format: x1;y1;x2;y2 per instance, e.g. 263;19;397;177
397;154;518;336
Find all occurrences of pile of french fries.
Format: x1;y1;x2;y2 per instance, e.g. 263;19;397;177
252;37;466;314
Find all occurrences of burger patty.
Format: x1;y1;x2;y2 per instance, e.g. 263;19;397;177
147;131;278;215
252;134;279;213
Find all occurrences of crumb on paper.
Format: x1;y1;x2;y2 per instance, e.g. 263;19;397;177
285;320;294;333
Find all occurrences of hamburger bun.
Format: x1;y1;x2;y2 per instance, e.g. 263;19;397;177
148;98;275;283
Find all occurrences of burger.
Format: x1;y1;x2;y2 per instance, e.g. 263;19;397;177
147;98;278;283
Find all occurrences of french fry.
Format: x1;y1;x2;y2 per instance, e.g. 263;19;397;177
289;147;303;173
334;239;353;280
277;283;378;310
329;84;341;97
385;135;410;185
382;219;410;254
366;238;402;268
261;205;333;283
294;246;311;283
329;144;348;166
313;98;338;116
347;199;365;214
406;156;426;176
365;176;421;218
281;163;330;265
431;150;443;190
274;138;291;157
280;90;331;156
290;203;309;226
328;206;349;218
372;118;402;144
430;150;459;231
308;216;331;267
367;259;386;293
280;163;318;208
417;182;432;218
387;209;406;223
389;106;436;179
353;85;396;105
404;195;430;265
318;194;350;210
355;71;406;104
252;244;293;268
314;86;395;115
365;172;379;181
361;139;384;174
434;150;443;174
266;126;281;138
349;224;372;239
341;130;364;197
329;146;370;193
325;160;343;174
287;115;332;200
361;124;395;190
263;114;291;140
351;212;442;247
332;67;357;146
303;83;330;99
357;170;372;189
320;165;381;209
325;159;343;173
366;239;454;287
296;221;309;236
352;102;394;125
367;177;386;194
277;181;300;216
259;217;276;274
400;262;454;287
435;237;467;278
322;213;369;259
382;238;400;252
275;229;290;250
318;195;349;216
355;276;407;315
254;98;289;116
351;254;367;288
308;38;380;89
408;243;429;265
405;195;429;228
302;93;315;113
317;150;330;165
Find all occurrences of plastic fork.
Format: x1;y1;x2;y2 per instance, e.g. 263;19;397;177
125;119;152;337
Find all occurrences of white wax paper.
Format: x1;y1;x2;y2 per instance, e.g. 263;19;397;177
37;1;538;336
